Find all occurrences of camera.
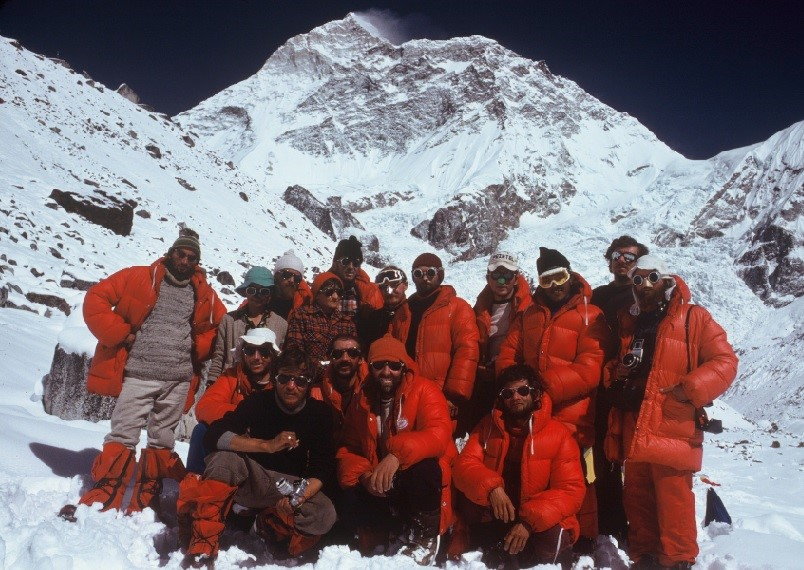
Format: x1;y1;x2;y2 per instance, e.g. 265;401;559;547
275;477;309;507
622;339;644;369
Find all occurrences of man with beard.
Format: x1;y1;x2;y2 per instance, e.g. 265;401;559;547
496;247;608;553
270;250;312;320
179;348;336;567
357;265;408;349
337;335;455;565
604;255;737;569
328;235;383;321
589;235;648;543
451;364;585;567
388;253;479;434
60;229;226;518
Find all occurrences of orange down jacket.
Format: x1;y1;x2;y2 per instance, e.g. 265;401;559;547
195;363;271;425
389;285;480;401
474;274;534;365
83;258;226;412
604;276;738;472
496;273;608;447
453;393;585;540
336;370;457;533
309;361;369;444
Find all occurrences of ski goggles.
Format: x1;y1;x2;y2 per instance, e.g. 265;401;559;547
376;268;406;286
338;256;362;267
319;285;343;297
611;251;638;263
370;360;405;372
245;285;272;297
242;344;274;357
277;270;303;284
488;269;517;285
538;267;570;288
632;271;661;286
412;267;440;280
499;385;534;400
330;347;362;359
275;374;311;388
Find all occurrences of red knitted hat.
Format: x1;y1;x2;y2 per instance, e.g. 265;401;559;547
311;271;342;296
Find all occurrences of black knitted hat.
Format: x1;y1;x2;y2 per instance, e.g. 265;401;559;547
536;247;570;275
334;235;363;262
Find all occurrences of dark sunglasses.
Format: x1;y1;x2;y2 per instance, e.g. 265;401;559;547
370;360;404;372
499;385;533;400
319;285;343;297
338;256;362;267
376;269;405;286
242;344;273;357
412;267;439;280
245;285;272;297
330;347;362;359
277;270;302;284
275;373;310;388
632;271;661;286
488;270;516;285
611;251;638;263
173;249;198;263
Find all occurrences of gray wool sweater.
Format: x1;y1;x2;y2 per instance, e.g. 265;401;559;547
125;279;195;382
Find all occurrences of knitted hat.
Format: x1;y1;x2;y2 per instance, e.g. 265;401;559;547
334;236;363;262
412;252;442;269
488;251;519;272
376;265;407;284
536;247;570;276
170;228;201;259
311;271;343;297
240;327;278;351
236;266;274;295
274;250;305;275
368;334;408;364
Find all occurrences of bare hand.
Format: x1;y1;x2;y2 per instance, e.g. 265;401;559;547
265;431;298;453
661;383;690;402
489;487;515;523
446;400;459;419
122;333;136;348
503;523;530;555
367;454;400;496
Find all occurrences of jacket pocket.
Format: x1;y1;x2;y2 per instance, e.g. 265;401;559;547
659;395;696;439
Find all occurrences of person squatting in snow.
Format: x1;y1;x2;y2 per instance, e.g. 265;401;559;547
60;232;737;569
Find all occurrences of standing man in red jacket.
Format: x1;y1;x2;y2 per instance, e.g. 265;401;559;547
389;253;479;434
452;364;585;567
496;246;608;552
61;229;226;518
328;235;384;319
337;335;455;565
604;255;737;569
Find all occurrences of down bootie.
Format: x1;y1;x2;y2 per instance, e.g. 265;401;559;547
399;508;442;566
255;506;321;559
177;476;237;561
78;442;136;511
127;447;187;514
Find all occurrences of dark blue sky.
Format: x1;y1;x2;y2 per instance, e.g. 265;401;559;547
1;0;801;158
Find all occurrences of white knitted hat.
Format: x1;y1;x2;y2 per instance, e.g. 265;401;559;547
274;250;305;275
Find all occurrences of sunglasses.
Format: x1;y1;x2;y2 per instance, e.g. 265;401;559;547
488;270;516;285
611;251;638;263
499;385;534;400
242;344;273;357
277;270;303;284
330;347;362;359
338;256;362;267
245;285;272;297
632;271;661;286
173;249;198;264
370;360;404;372
319;285;343;297
275;373;310;388
376;268;405;285
538;267;570;289
412;267;440;280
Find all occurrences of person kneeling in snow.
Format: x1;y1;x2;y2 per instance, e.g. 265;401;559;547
60;229;225;519
336;334;456;566
178;347;336;568
450;364;585;567
603;255;738;569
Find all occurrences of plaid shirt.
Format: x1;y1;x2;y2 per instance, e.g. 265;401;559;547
339;284;359;315
285;305;358;366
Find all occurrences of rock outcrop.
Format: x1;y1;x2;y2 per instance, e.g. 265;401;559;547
48;188;136;236
42;345;115;422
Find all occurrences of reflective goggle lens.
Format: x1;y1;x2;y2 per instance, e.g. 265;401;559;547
632;271;661;286
370;360;404;372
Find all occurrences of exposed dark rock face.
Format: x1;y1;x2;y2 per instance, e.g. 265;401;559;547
737;224;803;307
42;345;115;422
216;271;235;286
116;83;140;105
25;292;71;315
60;272;96;291
283;185;364;239
49;188;136;236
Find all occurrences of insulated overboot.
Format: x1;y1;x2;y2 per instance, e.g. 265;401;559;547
78;442;136;511
127;447;186;514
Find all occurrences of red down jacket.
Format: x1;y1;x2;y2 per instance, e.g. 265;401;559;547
83;258;226;411
195;363;271;425
336;370;457;533
453;393;585;540
309;361;369;444
496;273;608;447
389;285;480;402
604;275;738;472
